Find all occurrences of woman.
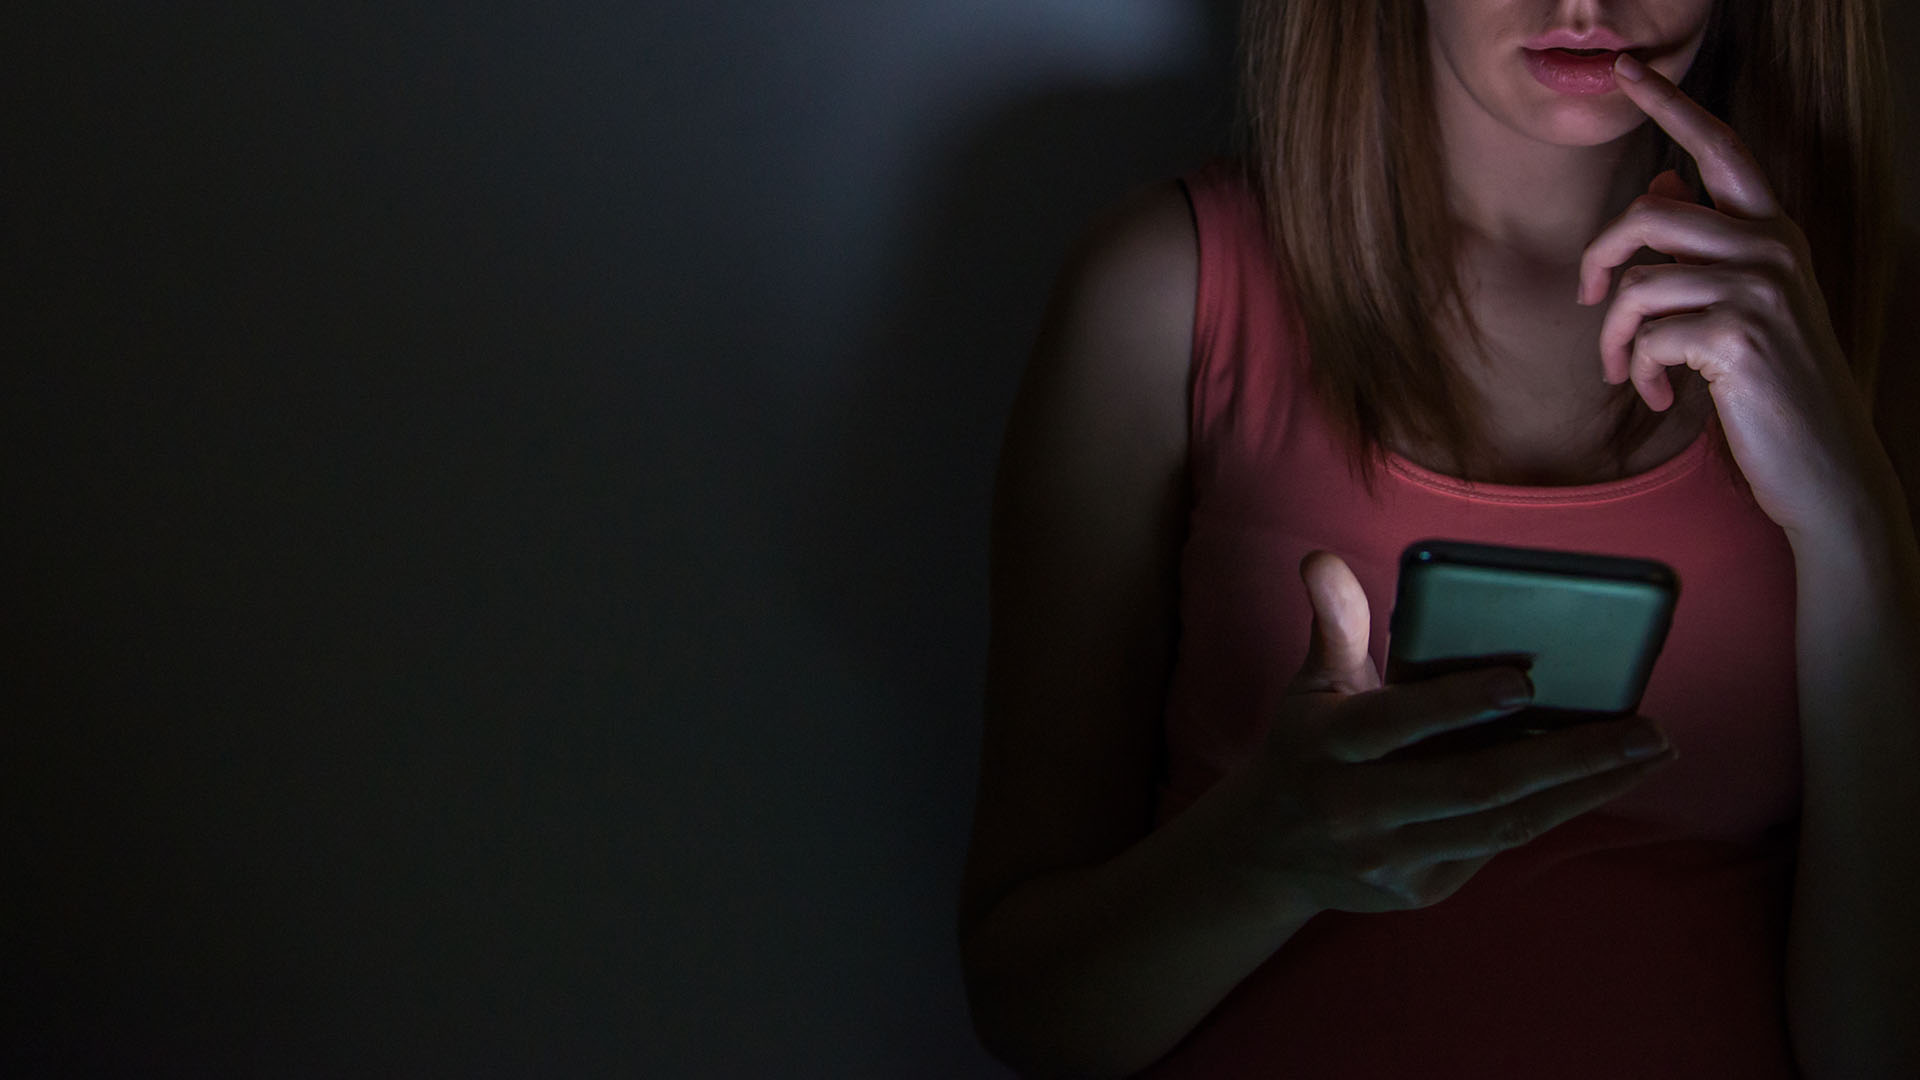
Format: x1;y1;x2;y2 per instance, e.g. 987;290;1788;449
959;1;1919;1076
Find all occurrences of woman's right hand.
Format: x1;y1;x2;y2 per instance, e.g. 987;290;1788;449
1216;550;1679;916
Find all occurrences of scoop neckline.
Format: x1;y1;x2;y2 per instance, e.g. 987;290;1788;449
1383;416;1716;505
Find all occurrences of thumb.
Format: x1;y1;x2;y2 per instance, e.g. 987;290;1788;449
1292;550;1382;695
1648;168;1694;203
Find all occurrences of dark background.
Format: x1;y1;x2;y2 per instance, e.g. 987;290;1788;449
5;3;1913;1076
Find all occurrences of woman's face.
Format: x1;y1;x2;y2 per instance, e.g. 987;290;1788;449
1422;0;1716;146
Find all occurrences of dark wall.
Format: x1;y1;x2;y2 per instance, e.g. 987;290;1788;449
6;3;1235;1075
5;2;1911;1076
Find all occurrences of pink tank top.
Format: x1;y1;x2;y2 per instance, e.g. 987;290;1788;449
1144;160;1802;1077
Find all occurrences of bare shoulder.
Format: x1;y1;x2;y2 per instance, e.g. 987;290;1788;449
996;177;1200;511
994;174;1201;575
1030;178;1199;406
1065;178;1198;317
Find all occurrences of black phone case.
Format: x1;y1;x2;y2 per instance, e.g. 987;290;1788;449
1384;539;1679;754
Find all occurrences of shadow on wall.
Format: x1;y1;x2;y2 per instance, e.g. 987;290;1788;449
788;0;1240;864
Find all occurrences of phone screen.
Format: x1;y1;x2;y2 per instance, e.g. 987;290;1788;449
1385;539;1679;742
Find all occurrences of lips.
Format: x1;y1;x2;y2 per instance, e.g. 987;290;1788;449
1523;47;1627;96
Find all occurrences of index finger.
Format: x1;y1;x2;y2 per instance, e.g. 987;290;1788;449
1612;52;1780;221
1367;716;1671;828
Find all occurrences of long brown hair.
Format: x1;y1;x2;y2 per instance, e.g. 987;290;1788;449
1234;0;1896;493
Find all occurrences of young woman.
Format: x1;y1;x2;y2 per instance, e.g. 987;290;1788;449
959;1;1920;1076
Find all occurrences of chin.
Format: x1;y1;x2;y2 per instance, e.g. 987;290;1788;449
1518;96;1649;149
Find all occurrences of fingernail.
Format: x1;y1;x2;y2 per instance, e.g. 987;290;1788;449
1486;670;1533;708
1614;52;1647;82
1623;725;1668;760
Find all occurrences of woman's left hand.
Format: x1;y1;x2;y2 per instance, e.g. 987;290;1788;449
1577;52;1898;544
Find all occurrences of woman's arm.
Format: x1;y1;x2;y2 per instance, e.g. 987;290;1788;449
1785;228;1920;1078
958;180;1321;1077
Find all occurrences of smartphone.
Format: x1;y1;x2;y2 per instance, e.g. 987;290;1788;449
1384;539;1679;751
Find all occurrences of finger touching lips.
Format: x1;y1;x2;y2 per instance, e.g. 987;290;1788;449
1610;54;1781;220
